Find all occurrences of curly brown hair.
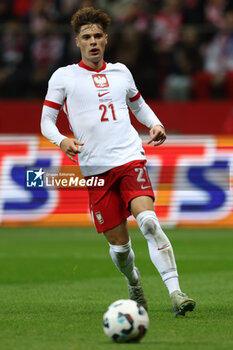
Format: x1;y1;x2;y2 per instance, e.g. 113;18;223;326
71;7;111;34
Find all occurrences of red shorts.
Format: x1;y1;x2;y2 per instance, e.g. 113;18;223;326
86;160;155;233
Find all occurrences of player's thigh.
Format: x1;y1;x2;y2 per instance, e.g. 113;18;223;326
129;195;154;218
89;188;130;233
119;160;155;217
104;219;130;245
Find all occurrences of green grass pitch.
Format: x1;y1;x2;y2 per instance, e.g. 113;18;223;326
0;226;232;350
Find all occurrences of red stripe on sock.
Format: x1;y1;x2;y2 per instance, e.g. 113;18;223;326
158;244;170;251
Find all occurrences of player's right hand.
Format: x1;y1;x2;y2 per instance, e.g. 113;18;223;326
60;138;84;162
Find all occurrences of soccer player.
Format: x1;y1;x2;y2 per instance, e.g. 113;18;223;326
41;7;196;316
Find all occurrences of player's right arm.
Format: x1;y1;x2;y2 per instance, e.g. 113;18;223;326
41;68;83;162
59;138;83;163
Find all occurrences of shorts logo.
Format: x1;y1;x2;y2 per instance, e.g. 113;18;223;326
141;184;151;190
26;168;44;187
95;211;104;224
92;74;109;88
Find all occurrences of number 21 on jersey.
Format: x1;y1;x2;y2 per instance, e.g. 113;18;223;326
99;104;116;122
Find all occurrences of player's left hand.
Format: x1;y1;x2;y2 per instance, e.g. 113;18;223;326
148;125;166;146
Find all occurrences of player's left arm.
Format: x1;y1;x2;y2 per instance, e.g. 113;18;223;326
148;124;166;146
128;96;166;146
124;64;166;146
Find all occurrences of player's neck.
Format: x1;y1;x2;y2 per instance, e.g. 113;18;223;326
81;57;104;71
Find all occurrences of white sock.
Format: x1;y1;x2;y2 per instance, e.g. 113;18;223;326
136;210;181;294
109;240;138;285
164;276;181;295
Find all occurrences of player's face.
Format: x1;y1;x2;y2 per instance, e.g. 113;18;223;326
76;24;108;67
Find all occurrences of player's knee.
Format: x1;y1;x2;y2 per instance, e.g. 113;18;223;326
142;217;167;244
136;210;170;248
107;237;129;246
141;218;157;236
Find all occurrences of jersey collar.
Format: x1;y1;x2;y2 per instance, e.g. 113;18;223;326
78;60;107;72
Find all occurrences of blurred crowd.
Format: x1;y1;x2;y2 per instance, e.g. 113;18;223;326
1;0;233;100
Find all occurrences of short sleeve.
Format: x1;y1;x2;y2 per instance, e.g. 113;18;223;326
122;65;141;102
44;68;66;109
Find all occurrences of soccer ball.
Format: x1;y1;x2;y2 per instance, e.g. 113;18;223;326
103;299;149;343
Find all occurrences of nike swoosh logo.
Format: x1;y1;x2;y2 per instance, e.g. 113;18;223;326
141;185;151;190
98;92;109;97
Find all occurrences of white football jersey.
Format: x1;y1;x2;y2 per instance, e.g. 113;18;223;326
41;61;163;176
